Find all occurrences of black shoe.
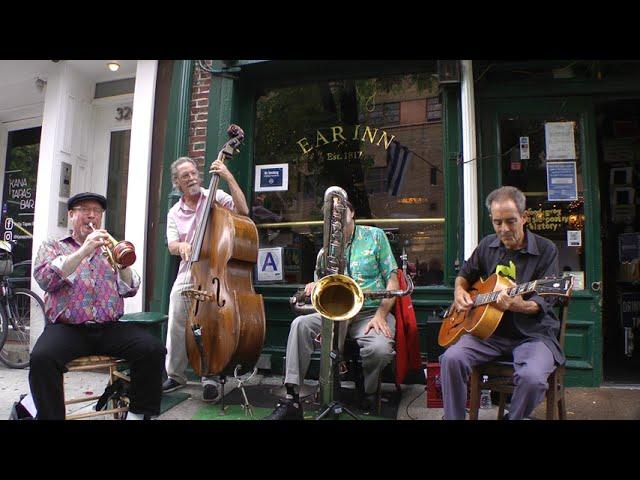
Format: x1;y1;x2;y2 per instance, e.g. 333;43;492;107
202;383;221;403
360;393;378;415
162;378;185;393
264;397;304;420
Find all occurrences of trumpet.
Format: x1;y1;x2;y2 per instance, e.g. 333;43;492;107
89;223;136;270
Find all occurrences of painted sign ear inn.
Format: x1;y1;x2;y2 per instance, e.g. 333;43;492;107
296;125;396;155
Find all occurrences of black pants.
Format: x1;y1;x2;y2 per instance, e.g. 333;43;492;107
29;322;167;420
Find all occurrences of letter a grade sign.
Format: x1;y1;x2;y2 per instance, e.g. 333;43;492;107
257;247;283;282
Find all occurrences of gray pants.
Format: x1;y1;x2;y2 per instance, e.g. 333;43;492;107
165;273;216;387
439;334;556;420
284;310;396;395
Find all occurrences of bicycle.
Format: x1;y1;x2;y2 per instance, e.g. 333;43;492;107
0;241;46;369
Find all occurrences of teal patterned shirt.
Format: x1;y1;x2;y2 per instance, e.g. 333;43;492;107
317;225;398;309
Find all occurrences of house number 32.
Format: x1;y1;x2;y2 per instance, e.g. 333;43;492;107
115;106;132;121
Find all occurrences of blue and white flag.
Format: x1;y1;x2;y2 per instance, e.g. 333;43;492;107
386;140;412;196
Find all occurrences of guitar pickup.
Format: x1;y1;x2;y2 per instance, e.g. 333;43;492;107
181;289;214;302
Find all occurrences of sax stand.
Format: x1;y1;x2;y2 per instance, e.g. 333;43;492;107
218;375;227;416
316;316;360;420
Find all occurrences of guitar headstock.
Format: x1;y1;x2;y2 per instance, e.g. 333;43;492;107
535;276;574;297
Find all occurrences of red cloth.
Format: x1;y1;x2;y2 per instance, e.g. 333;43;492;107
393;270;422;384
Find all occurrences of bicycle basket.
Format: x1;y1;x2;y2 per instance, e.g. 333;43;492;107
0;250;13;276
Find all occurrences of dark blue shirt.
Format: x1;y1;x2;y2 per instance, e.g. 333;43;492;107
458;229;564;364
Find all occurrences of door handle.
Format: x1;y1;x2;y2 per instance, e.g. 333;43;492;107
591;281;601;291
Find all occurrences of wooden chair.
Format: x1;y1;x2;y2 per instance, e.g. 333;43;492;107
63;312;168;420
64;355;130;420
468;297;569;420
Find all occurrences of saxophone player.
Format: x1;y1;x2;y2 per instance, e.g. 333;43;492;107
265;199;399;420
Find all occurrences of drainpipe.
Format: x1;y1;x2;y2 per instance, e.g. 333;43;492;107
460;60;478;259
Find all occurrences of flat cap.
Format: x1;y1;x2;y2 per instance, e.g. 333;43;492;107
67;192;107;211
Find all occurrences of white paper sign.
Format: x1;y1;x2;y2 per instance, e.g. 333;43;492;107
254;164;289;192
257;247;283;281
545;122;576;160
519;136;530;160
567;230;582;247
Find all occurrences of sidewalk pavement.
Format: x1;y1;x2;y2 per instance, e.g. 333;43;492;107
2;363;640;420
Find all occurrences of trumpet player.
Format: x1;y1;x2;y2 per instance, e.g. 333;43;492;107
29;192;166;420
266;200;399;420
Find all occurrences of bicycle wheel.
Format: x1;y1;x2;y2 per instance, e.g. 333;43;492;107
0;302;7;354
0;288;45;369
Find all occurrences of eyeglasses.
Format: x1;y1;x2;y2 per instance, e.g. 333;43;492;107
178;171;199;181
72;207;104;215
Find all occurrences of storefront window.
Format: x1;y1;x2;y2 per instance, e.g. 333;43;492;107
252;73;446;286
499;115;586;286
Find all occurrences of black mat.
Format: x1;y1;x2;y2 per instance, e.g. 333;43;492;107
216;384;400;420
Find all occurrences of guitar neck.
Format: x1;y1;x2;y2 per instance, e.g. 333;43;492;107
474;280;537;307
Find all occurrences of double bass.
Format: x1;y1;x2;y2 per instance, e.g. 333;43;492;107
182;124;265;376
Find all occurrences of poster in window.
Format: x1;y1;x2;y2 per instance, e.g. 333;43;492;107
255;163;289;192
545;122;576;160
546;161;578;201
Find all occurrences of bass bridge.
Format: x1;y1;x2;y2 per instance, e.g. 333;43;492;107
182;289;215;303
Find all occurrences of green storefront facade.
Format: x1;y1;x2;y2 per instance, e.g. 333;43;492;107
148;60;640;389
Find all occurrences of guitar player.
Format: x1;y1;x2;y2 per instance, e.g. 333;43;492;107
440;186;563;420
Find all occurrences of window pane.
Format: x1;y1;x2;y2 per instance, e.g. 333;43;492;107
252;72;446;286
105;130;130;240
499;115;585;280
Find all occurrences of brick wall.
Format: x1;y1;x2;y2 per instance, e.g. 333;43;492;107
188;62;212;169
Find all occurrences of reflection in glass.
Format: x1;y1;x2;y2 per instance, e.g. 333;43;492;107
253;72;446;286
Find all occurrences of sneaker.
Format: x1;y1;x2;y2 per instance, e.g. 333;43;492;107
162;378;185;393
263;397;304;420
202;383;221;403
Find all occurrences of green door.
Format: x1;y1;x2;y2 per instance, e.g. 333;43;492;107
479;97;602;387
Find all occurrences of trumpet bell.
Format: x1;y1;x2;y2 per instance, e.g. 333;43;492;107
112;241;136;268
311;273;364;321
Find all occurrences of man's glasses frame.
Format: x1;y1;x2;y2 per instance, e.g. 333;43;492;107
72;206;105;215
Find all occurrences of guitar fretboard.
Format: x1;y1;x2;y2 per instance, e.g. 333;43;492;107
474;281;537;306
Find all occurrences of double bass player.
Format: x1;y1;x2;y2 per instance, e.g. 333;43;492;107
163;155;249;401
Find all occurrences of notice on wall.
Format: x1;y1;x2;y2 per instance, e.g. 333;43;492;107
257;247;283;282
254;164;289;192
547;161;578;201
545;121;576;160
567;230;582;247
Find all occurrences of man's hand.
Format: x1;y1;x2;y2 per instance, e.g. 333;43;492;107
79;229;109;257
453;287;474;312
209;160;233;182
495;289;538;314
364;312;393;338
178;242;192;262
304;282;317;297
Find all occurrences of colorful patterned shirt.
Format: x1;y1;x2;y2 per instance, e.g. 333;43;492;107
317;225;398;309
33;236;140;325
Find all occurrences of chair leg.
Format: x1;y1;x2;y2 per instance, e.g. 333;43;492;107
546;373;557;420
558;396;567;420
498;393;507;419
375;374;383;416
468;369;480;420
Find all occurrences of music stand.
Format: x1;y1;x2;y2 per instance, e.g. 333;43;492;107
316;317;360;420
